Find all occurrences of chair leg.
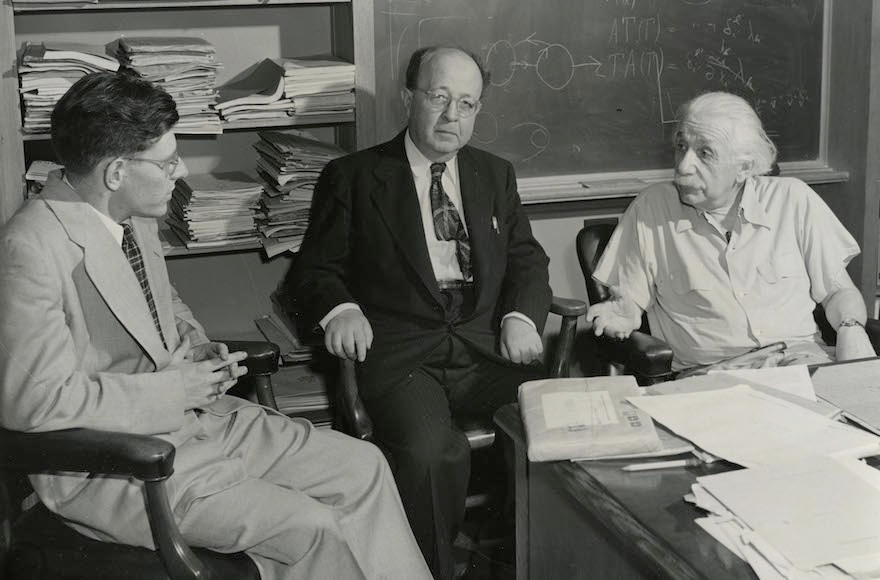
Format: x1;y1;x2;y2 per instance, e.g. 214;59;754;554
251;375;278;411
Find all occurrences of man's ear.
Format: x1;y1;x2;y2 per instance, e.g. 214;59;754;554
103;158;126;191
401;88;413;117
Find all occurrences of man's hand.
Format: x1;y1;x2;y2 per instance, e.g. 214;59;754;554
500;317;543;365
168;337;249;410
324;309;373;362
585;286;643;340
836;325;877;362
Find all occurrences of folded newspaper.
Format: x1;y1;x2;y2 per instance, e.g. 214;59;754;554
518;376;663;462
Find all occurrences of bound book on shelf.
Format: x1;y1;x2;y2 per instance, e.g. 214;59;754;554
518;375;663;462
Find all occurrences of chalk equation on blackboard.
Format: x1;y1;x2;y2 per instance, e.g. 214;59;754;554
374;0;822;175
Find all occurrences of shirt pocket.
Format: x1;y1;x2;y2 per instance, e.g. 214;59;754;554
757;251;808;285
657;268;717;319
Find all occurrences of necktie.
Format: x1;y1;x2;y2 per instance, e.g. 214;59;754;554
122;224;166;347
429;162;472;280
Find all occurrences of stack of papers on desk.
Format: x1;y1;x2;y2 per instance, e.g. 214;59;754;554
691;455;880;579
812;358;880;436
116;37;222;134
518;376;663;462
628;378;880;580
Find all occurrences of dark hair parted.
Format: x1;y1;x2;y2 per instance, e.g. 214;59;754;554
404;46;490;97
51;69;179;176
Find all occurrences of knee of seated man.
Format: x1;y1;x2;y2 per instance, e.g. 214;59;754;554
400;427;470;470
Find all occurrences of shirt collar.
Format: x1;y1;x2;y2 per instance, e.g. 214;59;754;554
738;176;771;229
404;130;459;187
62;172;124;246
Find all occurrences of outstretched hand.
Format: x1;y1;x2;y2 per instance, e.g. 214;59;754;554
585;286;643;340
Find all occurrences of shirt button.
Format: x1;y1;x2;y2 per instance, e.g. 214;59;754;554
737;291;746;298
195;431;209;440
755;330;763;336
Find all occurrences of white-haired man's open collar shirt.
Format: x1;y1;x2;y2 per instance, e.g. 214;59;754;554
593;175;859;370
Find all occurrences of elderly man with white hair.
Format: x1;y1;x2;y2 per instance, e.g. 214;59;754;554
586;91;875;372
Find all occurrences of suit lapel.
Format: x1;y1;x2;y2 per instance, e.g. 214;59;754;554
457;146;494;302
371;135;445;303
42;176;170;367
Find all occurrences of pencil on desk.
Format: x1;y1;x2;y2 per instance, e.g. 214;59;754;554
621;457;702;472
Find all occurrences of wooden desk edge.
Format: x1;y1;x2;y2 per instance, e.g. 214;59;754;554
494;403;726;580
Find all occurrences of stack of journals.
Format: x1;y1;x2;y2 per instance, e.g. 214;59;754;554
115;37;222;134
253;130;347;257
166;171;262;249
282;56;355;116
18;42;120;134
215;58;291;124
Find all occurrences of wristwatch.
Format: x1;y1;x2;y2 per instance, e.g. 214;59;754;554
839;318;865;329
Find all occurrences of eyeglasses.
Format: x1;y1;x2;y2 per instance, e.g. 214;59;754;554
123;150;181;177
415;88;481;118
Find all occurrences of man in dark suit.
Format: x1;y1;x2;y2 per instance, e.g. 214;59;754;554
288;46;552;579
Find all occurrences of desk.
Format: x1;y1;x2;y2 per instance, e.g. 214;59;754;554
494;404;757;580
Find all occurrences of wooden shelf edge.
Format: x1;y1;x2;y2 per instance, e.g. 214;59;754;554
20;112;355;142
14;0;349;12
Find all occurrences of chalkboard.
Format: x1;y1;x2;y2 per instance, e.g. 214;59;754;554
368;0;824;178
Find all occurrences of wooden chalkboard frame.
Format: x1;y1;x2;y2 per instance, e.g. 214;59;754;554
351;0;844;203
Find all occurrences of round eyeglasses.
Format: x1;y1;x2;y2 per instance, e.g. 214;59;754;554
123;150;181;177
415;88;481;118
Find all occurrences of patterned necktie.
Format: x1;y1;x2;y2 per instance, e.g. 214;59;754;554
429;162;472;280
122;224;166;347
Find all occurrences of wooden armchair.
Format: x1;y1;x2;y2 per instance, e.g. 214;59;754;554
334;296;588;445
577;220;880;384
1;340;280;580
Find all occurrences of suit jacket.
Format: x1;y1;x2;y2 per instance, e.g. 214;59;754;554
289;131;552;397
0;172;271;548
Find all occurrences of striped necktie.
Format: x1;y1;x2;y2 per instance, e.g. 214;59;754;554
429;162;472;280
121;223;166;347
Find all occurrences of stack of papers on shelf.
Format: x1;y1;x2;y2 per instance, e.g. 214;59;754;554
166;171;262;249
115;36;222;134
18;42;120;134
690;455;880;579
271;363;333;429
216;58;292;124
253;130;347;257
281;56;355;116
25;160;64;197
518;376;663;462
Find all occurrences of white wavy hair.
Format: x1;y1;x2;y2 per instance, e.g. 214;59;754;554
677;92;777;178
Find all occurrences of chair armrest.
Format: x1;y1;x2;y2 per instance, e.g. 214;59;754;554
220;340;280;376
550;296;588;318
338;359;374;441
0;427;175;482
595;330;674;384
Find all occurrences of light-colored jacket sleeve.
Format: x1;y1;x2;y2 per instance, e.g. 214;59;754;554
0;234;186;435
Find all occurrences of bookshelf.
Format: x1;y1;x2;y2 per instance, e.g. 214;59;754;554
0;0;374;427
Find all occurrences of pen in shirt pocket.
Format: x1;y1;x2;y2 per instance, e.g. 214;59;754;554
491;216;500;234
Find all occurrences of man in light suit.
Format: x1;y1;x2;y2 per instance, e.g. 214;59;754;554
0;70;430;580
288;46;552;579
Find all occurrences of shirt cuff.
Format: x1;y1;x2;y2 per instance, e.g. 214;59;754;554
501;311;537;330
319;303;362;330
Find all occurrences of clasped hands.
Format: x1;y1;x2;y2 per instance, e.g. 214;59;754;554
167;336;249;410
323;309;543;365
